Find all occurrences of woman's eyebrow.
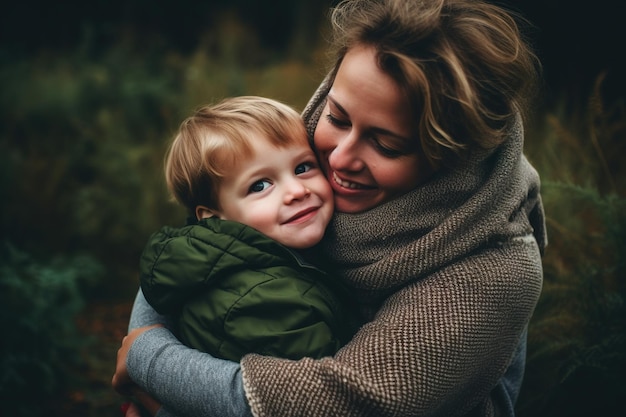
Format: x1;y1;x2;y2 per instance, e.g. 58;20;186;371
327;94;411;141
327;95;349;116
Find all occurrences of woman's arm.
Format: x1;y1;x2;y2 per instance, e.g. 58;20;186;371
118;289;253;417
128;288;171;330
126;328;252;417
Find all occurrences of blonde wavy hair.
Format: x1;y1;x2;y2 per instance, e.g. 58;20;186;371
328;0;541;168
165;96;308;213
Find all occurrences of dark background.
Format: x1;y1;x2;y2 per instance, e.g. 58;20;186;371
1;1;624;416
1;0;624;103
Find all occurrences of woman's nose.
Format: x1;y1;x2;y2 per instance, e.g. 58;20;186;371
328;133;364;173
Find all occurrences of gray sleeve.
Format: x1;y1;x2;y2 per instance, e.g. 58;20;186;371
128;289;178;417
154;407;177;417
128;288;172;331
127;291;253;417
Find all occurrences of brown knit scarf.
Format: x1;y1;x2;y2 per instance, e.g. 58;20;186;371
304;75;546;314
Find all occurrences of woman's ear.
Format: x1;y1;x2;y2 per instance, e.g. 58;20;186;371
195;205;220;220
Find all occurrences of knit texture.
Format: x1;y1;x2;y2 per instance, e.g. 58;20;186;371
240;76;546;417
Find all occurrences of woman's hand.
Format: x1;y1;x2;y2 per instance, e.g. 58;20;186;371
122;402;144;417
112;324;163;396
120;386;162;417
121;395;161;417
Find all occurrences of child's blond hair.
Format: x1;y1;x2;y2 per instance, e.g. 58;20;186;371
165;96;308;213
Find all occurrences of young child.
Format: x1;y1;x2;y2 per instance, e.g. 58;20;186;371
139;96;356;362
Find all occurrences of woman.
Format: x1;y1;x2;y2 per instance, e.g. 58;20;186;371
113;0;546;416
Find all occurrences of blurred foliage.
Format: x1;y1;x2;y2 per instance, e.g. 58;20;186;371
0;3;624;416
0;242;103;416
1;0;332;60
519;74;626;416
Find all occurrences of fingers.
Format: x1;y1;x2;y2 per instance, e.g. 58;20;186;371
122;402;145;417
112;325;165;401
127;403;144;417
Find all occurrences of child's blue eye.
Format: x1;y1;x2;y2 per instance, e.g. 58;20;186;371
295;163;313;175
249;180;271;193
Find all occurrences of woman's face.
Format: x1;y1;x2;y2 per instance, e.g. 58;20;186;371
314;44;432;213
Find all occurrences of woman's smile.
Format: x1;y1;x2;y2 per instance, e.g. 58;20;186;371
313;44;428;213
331;171;375;190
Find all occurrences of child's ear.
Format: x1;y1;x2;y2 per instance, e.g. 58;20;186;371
195;205;220;220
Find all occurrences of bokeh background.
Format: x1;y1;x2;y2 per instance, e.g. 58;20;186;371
1;1;624;416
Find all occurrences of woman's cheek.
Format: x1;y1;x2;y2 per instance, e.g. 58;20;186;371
313;116;334;153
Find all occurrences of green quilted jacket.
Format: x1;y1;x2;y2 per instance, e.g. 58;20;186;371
139;217;356;362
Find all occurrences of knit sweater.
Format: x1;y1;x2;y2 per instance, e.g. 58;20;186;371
238;77;546;416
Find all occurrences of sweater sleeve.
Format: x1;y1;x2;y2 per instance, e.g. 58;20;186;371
127;289;253;417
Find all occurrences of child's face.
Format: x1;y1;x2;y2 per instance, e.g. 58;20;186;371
214;135;334;249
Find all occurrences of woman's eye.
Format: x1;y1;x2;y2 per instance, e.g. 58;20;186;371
325;113;350;128
372;137;405;158
249;180;271;193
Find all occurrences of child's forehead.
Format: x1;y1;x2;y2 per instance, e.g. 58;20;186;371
244;129;310;149
228;137;313;169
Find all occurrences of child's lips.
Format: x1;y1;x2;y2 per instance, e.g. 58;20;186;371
283;207;319;224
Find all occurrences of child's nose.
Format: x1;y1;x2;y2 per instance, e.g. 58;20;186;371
284;180;310;203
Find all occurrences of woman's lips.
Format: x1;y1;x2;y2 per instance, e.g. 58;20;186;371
332;171;374;190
